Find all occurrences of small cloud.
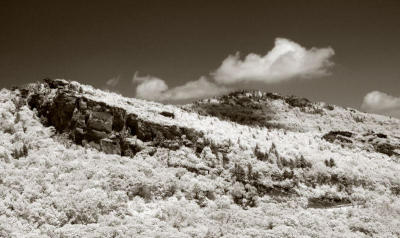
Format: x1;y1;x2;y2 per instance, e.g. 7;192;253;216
133;73;169;101
213;38;335;85
133;73;229;102
105;76;120;87
361;91;400;118
161;76;229;101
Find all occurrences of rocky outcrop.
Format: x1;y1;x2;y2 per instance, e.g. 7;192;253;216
323;130;400;157
285;96;311;108
374;143;399;157
160;111;175;118
25;79;205;156
322;131;353;144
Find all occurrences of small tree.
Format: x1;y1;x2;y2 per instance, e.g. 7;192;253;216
324;158;336;168
232;163;246;182
254;144;268;161
12;144;28;159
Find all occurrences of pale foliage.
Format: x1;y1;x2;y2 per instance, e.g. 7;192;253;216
0;87;399;237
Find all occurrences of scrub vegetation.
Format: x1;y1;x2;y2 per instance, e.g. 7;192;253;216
0;80;399;237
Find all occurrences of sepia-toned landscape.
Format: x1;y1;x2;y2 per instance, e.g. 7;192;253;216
0;79;399;237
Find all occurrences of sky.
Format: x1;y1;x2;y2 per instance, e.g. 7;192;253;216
0;0;399;116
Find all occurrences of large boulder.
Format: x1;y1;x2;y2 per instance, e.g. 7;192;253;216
100;138;121;155
77;98;88;110
44;78;69;89
375;143;398;157
322;131;353;144
160;111;175;118
49;93;78;131
87;111;113;133
120;137;144;157
126;113;138;135
136;120;154;141
111;107;126;132
285;96;311;108
73;127;86;144
71;109;86;128
86;129;108;142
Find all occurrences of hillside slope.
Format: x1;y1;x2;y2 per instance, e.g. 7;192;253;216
0;79;399;237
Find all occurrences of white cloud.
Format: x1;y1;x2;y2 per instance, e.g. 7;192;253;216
133;73;228;102
105;76;120;87
133;73;169;101
132;38;336;102
161;77;229;101
361;91;400;118
213;38;335;84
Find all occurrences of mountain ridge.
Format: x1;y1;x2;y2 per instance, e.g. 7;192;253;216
0;78;399;237
18;78;400;157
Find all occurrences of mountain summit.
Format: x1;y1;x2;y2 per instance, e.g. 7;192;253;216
1;79;399;237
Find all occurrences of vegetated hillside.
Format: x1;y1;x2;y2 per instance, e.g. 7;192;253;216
0;79;399;238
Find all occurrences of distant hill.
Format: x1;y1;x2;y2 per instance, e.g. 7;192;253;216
0;78;399;237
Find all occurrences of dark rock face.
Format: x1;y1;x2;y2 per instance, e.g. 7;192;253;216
265;92;284;100
120;138;143;157
87;111;113;133
375;133;388;139
111;107;126;131
86;129;108;142
44;78;69;89
160;111;175;118
26;79;205;157
100;138;121;155
285;96;311;108
307;196;351;209
186;90;319;130
375;143;398;157
187;91;276;128
49;93;77;131
322;131;353;144
323;130;400;157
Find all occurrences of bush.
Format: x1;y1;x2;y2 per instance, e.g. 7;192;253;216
231;163;246;182
11;144;28;159
324;158;336;168
254;144;268;161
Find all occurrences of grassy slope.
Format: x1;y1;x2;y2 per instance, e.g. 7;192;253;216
0;83;399;237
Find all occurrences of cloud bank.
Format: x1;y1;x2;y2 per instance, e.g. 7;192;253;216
133;73;229;102
133;38;335;102
361;91;400;118
213;38;335;84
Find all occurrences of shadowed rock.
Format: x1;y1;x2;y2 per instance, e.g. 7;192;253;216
160;111;175;118
322;131;353;143
44;78;69;89
285;96;311;108
26;78;207;157
49;93;77;131
375;143;399;157
87;111;113;133
100;138;121;155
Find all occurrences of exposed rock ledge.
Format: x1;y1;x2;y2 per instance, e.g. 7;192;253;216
24;79;205;156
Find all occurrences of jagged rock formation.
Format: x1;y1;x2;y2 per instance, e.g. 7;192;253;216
25;79;205;156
